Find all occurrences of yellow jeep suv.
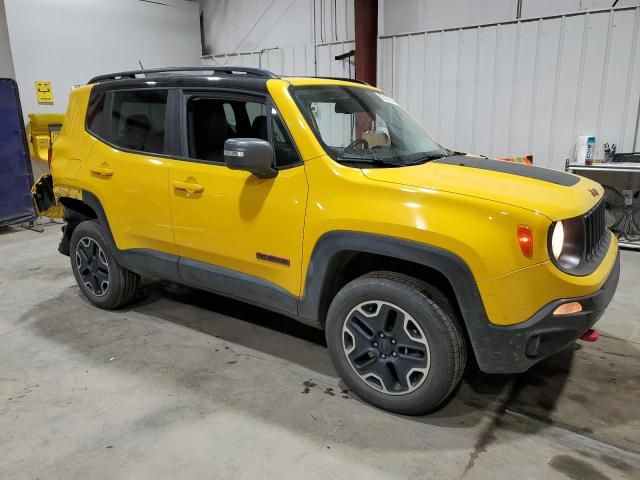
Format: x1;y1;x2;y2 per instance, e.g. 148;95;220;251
45;67;619;414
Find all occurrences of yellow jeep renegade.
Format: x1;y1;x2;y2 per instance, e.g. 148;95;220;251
45;67;619;414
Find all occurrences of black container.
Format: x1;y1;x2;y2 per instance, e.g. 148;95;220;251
613;152;640;163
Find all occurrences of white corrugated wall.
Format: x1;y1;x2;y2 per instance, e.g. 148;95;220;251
378;6;640;170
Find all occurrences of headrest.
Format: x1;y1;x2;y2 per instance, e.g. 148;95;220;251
195;102;228;148
252;115;268;141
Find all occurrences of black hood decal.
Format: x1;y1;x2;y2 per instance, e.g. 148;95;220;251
434;156;580;187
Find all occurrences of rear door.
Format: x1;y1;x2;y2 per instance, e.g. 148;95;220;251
168;89;308;303
85;88;177;256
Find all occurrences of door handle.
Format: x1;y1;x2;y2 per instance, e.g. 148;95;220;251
172;180;204;194
90;166;114;177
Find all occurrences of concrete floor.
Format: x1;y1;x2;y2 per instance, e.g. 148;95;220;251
1;223;639;479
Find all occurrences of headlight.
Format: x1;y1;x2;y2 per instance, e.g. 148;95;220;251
551;221;564;259
548;219;583;271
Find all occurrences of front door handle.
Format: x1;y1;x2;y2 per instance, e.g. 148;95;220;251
90;165;114;177
172;180;204;194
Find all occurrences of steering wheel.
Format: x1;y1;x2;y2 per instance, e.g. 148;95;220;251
343;138;369;154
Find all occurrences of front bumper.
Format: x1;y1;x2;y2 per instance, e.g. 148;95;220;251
472;251;620;374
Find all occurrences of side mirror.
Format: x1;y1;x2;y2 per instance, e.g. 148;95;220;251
224;138;277;179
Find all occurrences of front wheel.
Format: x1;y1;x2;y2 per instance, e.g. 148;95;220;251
326;272;466;415
69;220;140;309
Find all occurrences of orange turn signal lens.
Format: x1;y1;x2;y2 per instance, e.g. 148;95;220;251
553;302;583;316
517;224;533;257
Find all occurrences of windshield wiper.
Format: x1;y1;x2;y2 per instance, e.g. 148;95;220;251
444;150;465;157
336;155;402;167
402;152;449;165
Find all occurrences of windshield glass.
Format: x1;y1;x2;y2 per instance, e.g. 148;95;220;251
290;85;449;167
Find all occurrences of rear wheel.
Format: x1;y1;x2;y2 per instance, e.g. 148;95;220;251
70;220;140;309
326;272;466;415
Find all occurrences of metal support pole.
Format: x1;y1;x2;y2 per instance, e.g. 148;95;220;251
354;0;378;86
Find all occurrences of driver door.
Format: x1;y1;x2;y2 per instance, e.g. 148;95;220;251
168;91;308;308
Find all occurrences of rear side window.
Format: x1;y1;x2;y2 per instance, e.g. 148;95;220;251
86;92;106;137
111;90;167;154
92;89;168;155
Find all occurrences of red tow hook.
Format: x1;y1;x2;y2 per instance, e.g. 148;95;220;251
579;328;599;342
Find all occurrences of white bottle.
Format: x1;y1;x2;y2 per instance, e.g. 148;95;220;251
576;135;596;165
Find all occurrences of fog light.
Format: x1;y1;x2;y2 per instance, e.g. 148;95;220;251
553;302;583;316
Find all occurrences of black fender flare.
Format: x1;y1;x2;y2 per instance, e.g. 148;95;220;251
299;231;487;321
81;190;120;257
298;231;494;362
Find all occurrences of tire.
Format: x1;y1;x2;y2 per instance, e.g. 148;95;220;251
326;271;466;415
69;220;140;309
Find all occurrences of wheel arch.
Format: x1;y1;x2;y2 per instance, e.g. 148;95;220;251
57;190;120;259
299;232;491;353
57;195;99;257
59;196;98;220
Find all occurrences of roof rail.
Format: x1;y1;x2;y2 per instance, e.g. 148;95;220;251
88;66;278;84
319;76;369;85
293;76;369;85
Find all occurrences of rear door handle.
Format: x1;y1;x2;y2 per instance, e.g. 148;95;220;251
90;166;114;177
172;180;204;194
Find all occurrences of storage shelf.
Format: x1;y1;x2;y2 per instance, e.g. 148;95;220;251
619;240;640;251
565;161;640;251
566;162;640;173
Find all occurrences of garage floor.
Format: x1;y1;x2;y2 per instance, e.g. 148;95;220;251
1;224;639;479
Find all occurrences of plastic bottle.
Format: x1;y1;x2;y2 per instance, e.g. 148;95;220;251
576;135;596;165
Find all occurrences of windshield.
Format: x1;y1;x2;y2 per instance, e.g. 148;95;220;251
290;85;451;167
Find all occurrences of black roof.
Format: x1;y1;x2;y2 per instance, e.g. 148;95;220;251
87;66;368;93
88;67;273;93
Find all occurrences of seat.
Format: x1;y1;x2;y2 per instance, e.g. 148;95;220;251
193;103;228;162
122;114;150;151
251;115;268;141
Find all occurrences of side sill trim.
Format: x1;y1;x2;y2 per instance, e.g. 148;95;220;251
178;257;299;319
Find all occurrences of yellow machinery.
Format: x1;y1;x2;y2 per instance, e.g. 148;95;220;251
27;113;64;164
27;113;64;218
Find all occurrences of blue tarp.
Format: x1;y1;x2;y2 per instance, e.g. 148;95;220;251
0;78;35;226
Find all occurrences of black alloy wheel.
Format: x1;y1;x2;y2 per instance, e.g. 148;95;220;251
342;300;430;395
326;272;467;415
75;237;110;297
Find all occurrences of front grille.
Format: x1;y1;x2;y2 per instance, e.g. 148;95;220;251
583;199;607;262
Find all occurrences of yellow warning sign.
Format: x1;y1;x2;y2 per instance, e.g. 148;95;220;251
35;81;54;104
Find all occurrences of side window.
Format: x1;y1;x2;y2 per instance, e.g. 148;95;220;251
108;90;167;155
187;97;267;162
271;110;300;168
86;91;107;137
185;97;298;167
